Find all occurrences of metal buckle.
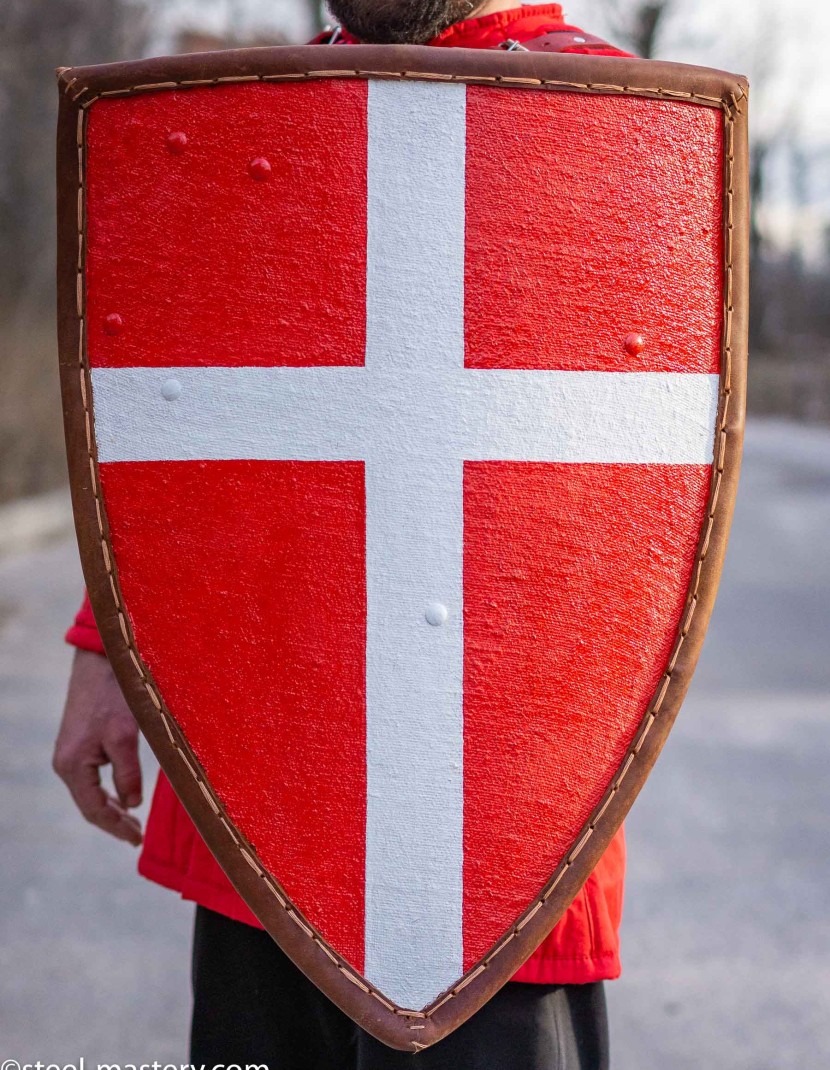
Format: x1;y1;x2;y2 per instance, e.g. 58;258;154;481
499;38;529;52
321;24;343;45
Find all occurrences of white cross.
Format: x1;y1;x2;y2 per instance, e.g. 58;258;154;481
92;80;718;1009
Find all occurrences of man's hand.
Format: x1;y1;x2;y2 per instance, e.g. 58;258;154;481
53;649;143;846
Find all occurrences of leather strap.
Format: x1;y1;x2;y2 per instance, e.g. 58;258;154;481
514;30;616;53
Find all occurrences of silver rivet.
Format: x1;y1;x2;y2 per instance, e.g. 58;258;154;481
425;603;448;626
573;35;587;43
161;378;182;401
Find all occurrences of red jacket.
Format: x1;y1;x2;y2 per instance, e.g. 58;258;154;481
66;4;629;985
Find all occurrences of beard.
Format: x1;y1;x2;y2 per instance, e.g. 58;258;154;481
326;0;481;44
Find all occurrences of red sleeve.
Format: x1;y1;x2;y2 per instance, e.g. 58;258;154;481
65;591;106;655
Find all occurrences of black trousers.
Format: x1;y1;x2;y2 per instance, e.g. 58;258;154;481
191;906;610;1070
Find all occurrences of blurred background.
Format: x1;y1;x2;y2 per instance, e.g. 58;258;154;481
1;1;828;1067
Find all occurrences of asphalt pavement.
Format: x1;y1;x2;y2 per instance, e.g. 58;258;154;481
1;417;828;1068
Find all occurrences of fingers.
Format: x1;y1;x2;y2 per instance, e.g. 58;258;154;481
107;726;143;810
64;757;143;846
54;649;144;846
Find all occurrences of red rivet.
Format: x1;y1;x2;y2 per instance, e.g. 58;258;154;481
104;313;123;336
166;131;188;155
248;156;272;181
624;333;645;357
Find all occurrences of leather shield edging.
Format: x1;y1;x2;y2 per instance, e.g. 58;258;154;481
56;46;749;1051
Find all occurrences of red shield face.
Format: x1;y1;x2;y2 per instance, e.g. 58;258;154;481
57;47;748;1050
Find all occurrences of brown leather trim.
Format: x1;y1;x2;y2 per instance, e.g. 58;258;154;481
56;45;749;1051
56;43;746;110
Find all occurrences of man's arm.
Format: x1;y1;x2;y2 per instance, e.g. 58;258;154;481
53;647;143;846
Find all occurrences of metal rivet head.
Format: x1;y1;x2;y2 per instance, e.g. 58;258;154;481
624;333;646;357
160;378;183;401
104;313;123;336
425;603;448;627
166;131;188;155
249;157;272;181
573;35;587;43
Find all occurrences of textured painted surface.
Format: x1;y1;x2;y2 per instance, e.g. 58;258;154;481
363;80;467;1006
85;81;368;367
97;460;368;970
90;368;719;465
465;88;723;373
462;463;711;967
85;76;723;1009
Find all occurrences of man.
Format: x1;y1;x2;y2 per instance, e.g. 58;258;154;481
55;4;630;1067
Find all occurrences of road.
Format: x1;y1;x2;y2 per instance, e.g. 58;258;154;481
1;418;828;1067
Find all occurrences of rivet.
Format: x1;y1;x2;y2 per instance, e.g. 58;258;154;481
104;313;123;336
249;156;272;181
573;35;587;43
160;378;183;401
624;332;645;357
166;131;188;155
425;603;448;627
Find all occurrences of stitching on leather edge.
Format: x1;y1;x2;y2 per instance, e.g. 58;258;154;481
73;78;738;1025
68;67;734;108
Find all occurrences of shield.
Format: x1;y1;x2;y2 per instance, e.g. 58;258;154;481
56;45;748;1050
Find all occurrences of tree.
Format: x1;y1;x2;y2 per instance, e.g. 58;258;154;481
0;0;157;315
0;0;157;502
585;0;673;58
305;0;327;35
